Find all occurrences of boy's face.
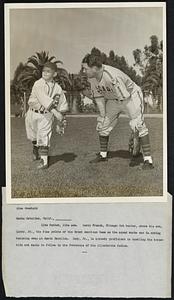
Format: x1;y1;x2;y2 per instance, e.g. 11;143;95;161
42;67;57;81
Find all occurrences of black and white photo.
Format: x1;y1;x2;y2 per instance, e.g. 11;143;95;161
5;2;167;202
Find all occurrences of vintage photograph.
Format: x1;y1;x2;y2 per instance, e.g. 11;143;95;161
5;3;167;202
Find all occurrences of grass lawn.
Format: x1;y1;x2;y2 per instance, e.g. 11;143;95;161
11;116;163;198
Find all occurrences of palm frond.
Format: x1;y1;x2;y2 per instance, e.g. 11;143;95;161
36;52;45;62
45;51;49;62
20;75;35;82
28;54;38;61
54;60;63;65
57;67;70;77
145;77;159;85
27;57;40;69
48;56;56;62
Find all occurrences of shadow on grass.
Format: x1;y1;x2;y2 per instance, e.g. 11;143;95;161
108;150;131;159
108;150;144;167
49;152;77;166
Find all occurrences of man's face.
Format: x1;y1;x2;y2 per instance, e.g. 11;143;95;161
42;67;56;81
81;63;97;78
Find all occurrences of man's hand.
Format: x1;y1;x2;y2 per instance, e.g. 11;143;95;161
96;115;105;131
95;97;106;117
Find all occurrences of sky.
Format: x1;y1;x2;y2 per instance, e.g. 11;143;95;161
9;6;163;78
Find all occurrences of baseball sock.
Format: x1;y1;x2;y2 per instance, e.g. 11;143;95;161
32;140;37;148
39;146;49;165
99;135;109;158
140;134;153;163
32;141;39;158
41;155;48;166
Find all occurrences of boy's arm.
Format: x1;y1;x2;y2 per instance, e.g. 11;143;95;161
51;109;63;122
33;82;58;112
54;91;68;135
33;82;63;121
50;89;68;124
57;91;69;113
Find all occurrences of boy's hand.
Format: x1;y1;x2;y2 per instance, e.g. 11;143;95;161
55;117;67;136
56;124;64;136
62;117;67;128
51;109;63;122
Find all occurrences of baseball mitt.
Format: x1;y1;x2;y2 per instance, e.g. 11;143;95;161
56;117;67;136
128;130;141;157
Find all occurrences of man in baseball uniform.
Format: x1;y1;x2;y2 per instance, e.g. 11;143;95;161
25;62;68;169
81;54;154;170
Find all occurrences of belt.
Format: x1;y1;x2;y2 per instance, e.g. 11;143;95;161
31;108;48;114
114;99;123;102
116;99;123;102
106;98;123;102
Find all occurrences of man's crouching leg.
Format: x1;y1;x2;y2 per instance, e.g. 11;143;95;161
139;131;154;170
129;118;154;169
99;135;109;158
32;141;40;161
90;135;109;163
90;115;114;163
37;146;49;170
138;124;154;169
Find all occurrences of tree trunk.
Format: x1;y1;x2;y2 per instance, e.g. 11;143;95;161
71;93;79;114
23;92;27;115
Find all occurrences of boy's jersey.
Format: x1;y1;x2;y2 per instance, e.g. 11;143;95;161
89;64;140;101
28;78;68;113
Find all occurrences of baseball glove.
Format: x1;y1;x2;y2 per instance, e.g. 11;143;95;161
52;94;60;109
56;117;67;136
128;130;141;157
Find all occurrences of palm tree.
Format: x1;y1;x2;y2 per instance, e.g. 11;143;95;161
11;51;73;115
20;51;72;91
10;62;31;104
133;36;163;104
28;51;61;73
55;67;72;91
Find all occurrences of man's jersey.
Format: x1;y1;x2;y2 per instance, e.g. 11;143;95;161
28;78;68;113
89;64;140;101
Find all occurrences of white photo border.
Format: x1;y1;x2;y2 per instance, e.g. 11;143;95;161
5;2;167;203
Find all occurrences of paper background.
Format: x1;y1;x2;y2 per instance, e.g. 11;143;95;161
2;189;172;298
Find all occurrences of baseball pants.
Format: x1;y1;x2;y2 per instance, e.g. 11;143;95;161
25;109;54;147
97;89;148;137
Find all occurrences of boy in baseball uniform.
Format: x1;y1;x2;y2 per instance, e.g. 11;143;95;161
81;54;154;170
25;62;68;169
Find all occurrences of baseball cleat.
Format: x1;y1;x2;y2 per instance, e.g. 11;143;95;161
37;159;48;170
129;158;138;167
142;160;154;170
89;153;108;164
33;153;40;161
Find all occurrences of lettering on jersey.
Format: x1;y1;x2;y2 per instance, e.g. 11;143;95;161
96;85;113;94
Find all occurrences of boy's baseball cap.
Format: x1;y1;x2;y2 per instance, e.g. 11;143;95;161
43;62;57;72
